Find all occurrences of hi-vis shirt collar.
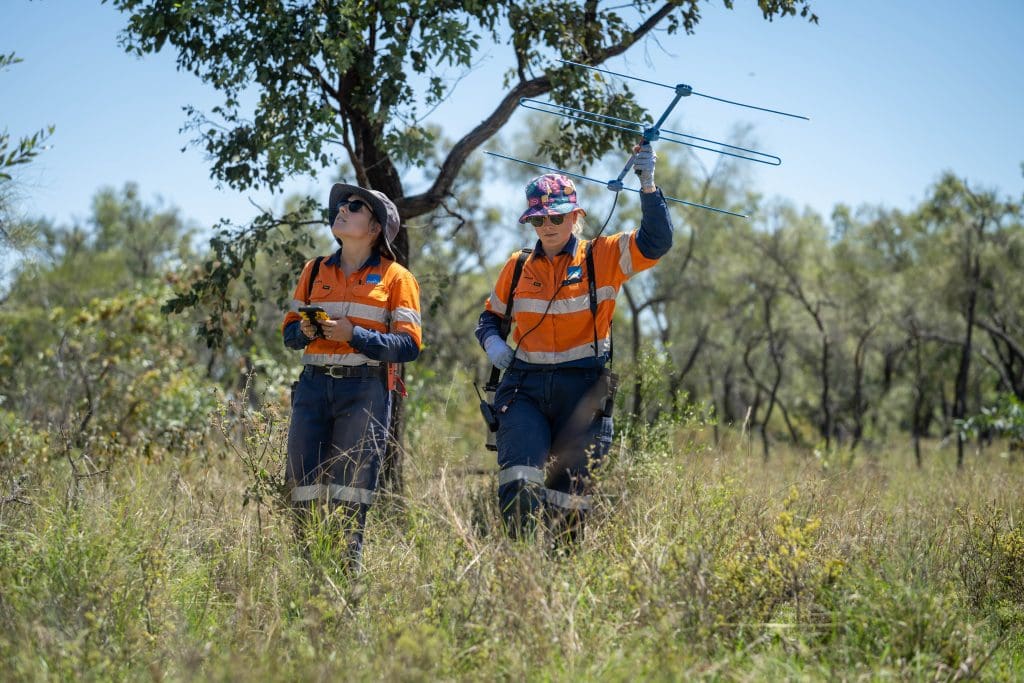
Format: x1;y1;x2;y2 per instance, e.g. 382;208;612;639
532;233;580;259
325;246;383;270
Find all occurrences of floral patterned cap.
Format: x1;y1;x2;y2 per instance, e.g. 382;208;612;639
517;173;587;224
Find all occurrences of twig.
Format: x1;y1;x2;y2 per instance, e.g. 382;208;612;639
0;475;30;507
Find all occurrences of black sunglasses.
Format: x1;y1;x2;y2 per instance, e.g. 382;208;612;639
529;214;566;228
336;198;369;214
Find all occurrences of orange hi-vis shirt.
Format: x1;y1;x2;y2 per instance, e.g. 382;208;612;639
282;251;422;366
485;231;659;365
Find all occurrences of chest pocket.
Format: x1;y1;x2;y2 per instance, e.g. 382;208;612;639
513;266;545;298
352;280;388;304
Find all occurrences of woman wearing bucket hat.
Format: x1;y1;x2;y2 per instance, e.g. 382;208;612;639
281;183;422;570
475;144;672;544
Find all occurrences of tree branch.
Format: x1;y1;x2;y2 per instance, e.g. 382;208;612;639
399;2;683;219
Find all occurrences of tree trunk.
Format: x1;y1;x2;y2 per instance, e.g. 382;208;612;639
912;338;925;469
954;246;981;470
622;284;644;421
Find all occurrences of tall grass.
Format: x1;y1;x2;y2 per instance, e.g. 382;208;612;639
1;398;1022;681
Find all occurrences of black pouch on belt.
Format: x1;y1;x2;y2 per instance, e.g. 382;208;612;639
597;368;619;419
476;382;501;451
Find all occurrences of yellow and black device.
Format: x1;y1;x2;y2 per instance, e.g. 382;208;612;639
298;305;329;338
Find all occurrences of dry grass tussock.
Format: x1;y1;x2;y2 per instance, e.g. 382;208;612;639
1;401;1023;681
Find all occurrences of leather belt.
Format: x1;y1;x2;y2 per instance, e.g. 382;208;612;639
309;364;386;379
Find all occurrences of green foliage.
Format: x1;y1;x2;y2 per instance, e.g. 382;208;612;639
1;184;228;461
0;123;53;183
959;394;1024;447
0;53;54;183
0;288;222;460
0;409;49;479
957;504;1024;614
161;196;320;349
8;183;196;306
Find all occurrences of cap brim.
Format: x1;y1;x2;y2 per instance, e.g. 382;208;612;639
518;203;586;224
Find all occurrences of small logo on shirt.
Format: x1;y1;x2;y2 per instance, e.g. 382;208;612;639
365;274;382;285
563;266;583;284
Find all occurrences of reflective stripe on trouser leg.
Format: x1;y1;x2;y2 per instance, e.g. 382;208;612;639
497;465;545;487
496;467;592;511
290;483;375;505
494;375;552;535
544;489;593;511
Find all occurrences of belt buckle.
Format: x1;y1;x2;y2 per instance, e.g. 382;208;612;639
325;365;347;378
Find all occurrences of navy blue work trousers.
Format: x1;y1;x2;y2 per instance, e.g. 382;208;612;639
286;366;390;563
493;366;613;539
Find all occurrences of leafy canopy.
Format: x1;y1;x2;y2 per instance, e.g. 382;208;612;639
110;0;817;218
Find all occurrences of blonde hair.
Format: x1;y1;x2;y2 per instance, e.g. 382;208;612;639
572;211;587;237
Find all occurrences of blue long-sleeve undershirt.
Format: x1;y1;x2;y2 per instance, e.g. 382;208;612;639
634;187;673;260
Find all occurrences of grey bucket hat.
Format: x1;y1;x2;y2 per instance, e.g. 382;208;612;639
328;183;401;260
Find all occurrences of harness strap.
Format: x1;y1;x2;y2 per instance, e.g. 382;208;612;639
304;256;325;305
584;240;613;364
487;249;531;386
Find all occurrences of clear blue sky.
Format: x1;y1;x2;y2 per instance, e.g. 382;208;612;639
2;1;1022;232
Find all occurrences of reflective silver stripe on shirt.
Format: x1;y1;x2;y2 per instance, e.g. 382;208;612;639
290;299;388;323
323;301;389;323
302;352;377;366
392;307;421;326
291;484;375;505
497;465;546;487
515;338;611;364
618;232;635;277
489;288;508;316
513;286;617;315
544;489;593;511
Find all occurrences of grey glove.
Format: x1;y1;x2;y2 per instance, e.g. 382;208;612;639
633;144;657;192
483;335;514;369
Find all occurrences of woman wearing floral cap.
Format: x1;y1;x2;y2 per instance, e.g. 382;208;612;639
476;144;672;543
281;183;422;570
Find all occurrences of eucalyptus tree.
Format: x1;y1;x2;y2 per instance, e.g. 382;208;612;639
753;205;838;448
911;174;1023;467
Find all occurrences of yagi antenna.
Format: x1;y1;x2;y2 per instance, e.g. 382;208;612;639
519;98;782;166
486;59;808;219
558;59;811;122
483;150;748;219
